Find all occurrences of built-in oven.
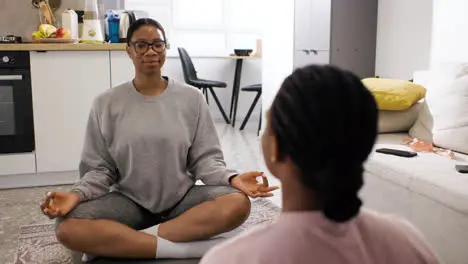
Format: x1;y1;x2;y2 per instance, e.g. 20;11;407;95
0;51;35;154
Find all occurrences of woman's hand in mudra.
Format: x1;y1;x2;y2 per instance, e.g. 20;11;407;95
231;171;279;198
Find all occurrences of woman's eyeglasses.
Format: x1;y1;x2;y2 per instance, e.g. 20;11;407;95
129;41;166;54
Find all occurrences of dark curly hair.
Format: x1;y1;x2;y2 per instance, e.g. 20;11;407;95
270;65;378;222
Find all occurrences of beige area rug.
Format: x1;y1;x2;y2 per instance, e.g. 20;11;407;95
14;199;281;264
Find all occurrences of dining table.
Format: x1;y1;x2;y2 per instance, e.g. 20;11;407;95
223;54;261;127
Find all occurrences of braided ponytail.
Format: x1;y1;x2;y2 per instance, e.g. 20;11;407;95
317;165;363;222
270;65;377;223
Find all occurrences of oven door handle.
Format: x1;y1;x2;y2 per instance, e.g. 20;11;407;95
0;75;23;81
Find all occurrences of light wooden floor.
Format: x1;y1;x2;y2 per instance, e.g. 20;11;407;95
0;122;282;264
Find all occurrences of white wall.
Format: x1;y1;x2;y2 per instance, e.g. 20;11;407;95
125;0;262;57
261;0;295;129
431;0;468;66
375;0;433;79
110;52;262;123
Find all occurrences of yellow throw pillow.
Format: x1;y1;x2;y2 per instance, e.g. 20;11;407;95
362;78;427;111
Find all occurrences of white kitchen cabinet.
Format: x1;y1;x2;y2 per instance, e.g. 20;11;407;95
0;153;36;176
110;51;134;88
30;51;111;173
294;50;330;69
294;0;331;51
293;0;378;78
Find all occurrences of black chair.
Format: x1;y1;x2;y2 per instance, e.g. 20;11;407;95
178;47;230;124
239;84;262;136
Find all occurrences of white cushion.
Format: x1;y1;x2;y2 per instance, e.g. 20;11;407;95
409;63;468;154
365;133;468;216
378;103;421;133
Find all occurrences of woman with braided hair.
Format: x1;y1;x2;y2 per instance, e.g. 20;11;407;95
200;65;441;264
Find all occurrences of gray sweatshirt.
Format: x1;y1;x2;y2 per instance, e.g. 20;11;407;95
72;78;238;213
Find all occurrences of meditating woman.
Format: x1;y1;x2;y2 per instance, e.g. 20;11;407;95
201;65;441;264
39;18;277;260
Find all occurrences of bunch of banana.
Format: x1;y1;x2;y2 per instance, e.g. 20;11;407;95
32;24;71;40
32;24;57;39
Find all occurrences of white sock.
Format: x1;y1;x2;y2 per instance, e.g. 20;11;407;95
156;236;226;259
141;224;160;237
140;224;233;259
141;224;244;239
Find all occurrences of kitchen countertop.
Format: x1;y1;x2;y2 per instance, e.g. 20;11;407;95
0;43;262;60
0;43;127;51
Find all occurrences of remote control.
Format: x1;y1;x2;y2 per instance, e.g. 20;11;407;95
375;148;417;158
455;165;468;174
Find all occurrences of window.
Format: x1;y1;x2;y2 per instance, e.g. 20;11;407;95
225;0;263;32
125;0;263;56
173;0;224;30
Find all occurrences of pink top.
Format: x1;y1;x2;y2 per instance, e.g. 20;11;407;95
200;209;441;264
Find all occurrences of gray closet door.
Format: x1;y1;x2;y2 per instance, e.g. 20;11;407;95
330;0;378;78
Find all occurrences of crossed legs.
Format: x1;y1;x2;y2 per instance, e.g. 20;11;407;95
55;186;250;259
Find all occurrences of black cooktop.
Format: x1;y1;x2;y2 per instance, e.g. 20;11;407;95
0;35;23;44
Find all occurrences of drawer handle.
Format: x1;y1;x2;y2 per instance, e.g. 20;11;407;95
0;75;23;81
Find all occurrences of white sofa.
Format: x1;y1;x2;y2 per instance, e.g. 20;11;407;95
361;71;468;264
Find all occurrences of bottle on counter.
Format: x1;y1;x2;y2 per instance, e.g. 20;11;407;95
62;9;79;40
106;11;120;43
